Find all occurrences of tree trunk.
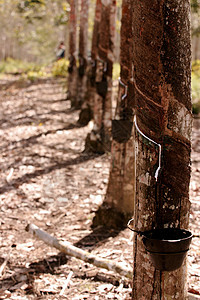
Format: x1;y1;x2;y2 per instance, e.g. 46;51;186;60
78;0;102;126
75;0;89;109
92;0;135;228
85;0;116;153
132;1;193;299
193;36;200;61
68;0;78;107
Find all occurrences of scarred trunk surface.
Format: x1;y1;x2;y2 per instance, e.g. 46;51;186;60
103;0;135;217
68;0;78;106
78;0;102;126
76;0;89;109
91;0;102;61
132;1;192;299
85;0;116;153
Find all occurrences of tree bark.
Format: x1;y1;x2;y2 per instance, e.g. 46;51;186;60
75;0;89;109
85;0;116;153
68;0;78;106
92;0;135;228
78;0;102;126
132;1;193;299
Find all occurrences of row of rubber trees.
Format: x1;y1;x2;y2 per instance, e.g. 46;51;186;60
67;0;193;299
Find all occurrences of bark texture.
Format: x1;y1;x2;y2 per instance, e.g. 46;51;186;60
76;0;89;109
68;0;78;107
106;0;134;214
78;0;102;126
93;0;135;228
132;1;192;299
85;0;116;153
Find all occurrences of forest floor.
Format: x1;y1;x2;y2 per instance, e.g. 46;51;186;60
0;76;199;299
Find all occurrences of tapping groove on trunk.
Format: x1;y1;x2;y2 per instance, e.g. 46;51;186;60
78;0;102;126
132;0;192;298
93;0;135;229
85;0;116;154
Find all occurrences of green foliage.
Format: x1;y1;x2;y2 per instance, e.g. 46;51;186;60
192;59;200;74
191;0;200;37
0;57;51;82
192;60;200;114
0;57;70;80
54;13;68;26
0;0;69;64
0;57;41;74
191;0;200;13
52;58;69;77
192;102;200;114
17;0;45;11
113;63;120;80
192;60;200;99
26;69;49;81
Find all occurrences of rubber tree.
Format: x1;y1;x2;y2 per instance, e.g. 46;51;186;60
68;0;78;107
132;1;193;299
75;0;89;109
85;0;116;153
78;0;102;126
191;0;200;60
92;0;135;228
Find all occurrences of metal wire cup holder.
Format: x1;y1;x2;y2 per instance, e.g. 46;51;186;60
127;218;193;271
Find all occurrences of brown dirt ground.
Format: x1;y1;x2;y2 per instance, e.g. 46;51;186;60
0;76;199;299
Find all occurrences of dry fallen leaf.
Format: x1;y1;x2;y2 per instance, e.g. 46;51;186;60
0;290;11;299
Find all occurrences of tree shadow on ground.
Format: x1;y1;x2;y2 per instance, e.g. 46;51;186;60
0;76;66;92
0;246;125;298
0;253;69;297
0;152;99;195
0;122;81;152
0;76;129;298
74;226;120;249
0;227;124;297
0;107;75;130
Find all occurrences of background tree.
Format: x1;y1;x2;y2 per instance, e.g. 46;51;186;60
0;0;69;63
78;0;102;126
191;0;200;60
68;0;78;106
74;0;90;109
85;0;117;153
131;1;193;298
92;0;135;228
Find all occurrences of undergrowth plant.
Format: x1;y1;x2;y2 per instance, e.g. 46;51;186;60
192;60;200;115
52;59;69;77
0;57;41;74
113;63;120;80
0;58;199;116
